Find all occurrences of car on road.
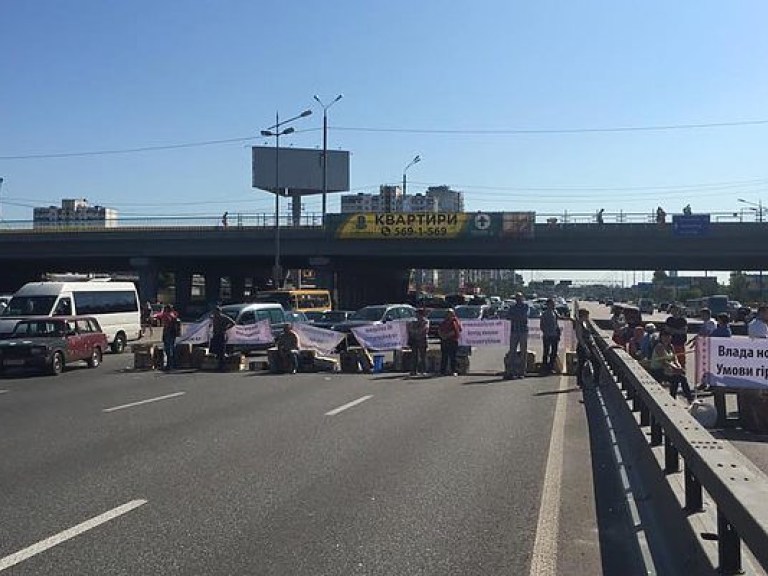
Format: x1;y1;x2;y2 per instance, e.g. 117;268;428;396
455;305;495;320
198;302;287;353
304;311;327;323
311;310;354;330
284;311;309;324
332;304;417;333
0;294;13;313
0;316;108;376
638;298;654;315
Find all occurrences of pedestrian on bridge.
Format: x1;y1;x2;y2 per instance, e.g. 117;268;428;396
656;206;666;224
504;292;529;380
596;208;604;225
221;212;229;228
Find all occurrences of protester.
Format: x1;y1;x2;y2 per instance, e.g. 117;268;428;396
407;309;430;376
656;206;666;224
539;298;560;374
689;307;716;349
574;308;600;388
627;326;646;360
747;305;768;338
596;208;605;225
610;305;627;346
504;292;529;379
438;308;462;376
156;304;180;371
640;323;658;361
650;330;694;403
221;211;229;228
210;306;235;371
141;301;153;338
274;323;300;374
665;305;688;368
711;313;732;338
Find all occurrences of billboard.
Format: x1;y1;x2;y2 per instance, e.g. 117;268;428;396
252;146;350;194
333;212;536;240
672;214;710;237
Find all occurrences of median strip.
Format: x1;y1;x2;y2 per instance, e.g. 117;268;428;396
103;391;185;413
325;395;373;416
0;499;147;572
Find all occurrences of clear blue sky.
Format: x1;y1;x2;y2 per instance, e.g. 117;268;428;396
2;1;767;249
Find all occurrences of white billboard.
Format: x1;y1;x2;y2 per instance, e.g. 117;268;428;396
252;146;350;194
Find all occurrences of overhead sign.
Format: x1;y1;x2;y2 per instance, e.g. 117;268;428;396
334;212;535;240
252;146;350;194
672;214;710;237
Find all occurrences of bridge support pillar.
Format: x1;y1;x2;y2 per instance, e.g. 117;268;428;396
204;273;222;306
335;266;410;310
230;275;246;302
174;270;193;314
131;257;159;304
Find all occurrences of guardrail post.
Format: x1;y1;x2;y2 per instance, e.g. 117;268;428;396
717;508;743;575
664;436;679;473
632;392;641;413
650;415;662;446
684;463;703;512
639;403;650;426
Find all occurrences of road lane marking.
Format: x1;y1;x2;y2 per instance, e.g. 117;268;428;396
0;499;147;572
325;395;373;416
103;392;185;413
528;375;568;576
0;390;8;394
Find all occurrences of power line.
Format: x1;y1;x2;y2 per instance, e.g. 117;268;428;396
332;118;768;135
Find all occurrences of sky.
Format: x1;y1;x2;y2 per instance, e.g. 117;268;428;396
2;1;767;282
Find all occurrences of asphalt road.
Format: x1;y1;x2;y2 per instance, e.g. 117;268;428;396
0;340;662;575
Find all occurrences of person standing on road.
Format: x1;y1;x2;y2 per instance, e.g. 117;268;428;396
141;301;153;338
210;306;235;371
504;292;529;379
665;305;688;369
747;305;768;338
438;309;461;376
407;309;430;376
156;304;180;371
539;298;560;374
689;307;716;350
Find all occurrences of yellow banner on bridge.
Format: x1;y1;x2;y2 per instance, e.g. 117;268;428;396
336;213;471;239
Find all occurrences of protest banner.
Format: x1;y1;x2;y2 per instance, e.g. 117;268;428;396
294;323;345;354
225;319;273;346
176;318;211;345
351;321;408;351
696;335;768;389
458;320;510;347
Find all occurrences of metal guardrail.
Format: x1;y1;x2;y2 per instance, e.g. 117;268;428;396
0;210;761;233
590;323;768;574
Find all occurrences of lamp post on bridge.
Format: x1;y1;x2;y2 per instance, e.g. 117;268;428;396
261;109;313;288
313;94;343;222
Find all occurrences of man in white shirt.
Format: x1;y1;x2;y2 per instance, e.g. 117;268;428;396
748;305;768;338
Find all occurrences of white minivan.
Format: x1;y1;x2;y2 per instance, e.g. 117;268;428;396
0;280;141;353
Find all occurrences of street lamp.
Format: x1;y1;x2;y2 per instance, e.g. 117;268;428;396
402;155;421;197
261;109;313;288
737;198;765;223
313;94;343;221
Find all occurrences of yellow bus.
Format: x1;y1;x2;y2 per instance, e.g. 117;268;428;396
253;289;332;313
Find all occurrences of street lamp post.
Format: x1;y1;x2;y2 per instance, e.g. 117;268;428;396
313;94;343;222
261;109;312;288
402;155;421;197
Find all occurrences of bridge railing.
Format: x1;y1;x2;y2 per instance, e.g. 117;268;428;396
0;210;760;232
589;320;768;574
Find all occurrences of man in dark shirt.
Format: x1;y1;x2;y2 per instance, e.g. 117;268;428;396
210;306;235;371
665;305;688;369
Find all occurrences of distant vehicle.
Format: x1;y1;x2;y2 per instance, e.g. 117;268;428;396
445;294;468;307
332;304;417;333
605;299;614;307
0;316;108;376
703;295;729;317
454;305;492;320
204;302;287;353
555;303;570;318
311;310;354;330
528;303;543;318
0;294;13;313
0;280;140;353
304;311;327;323
658;302;670;313
285;311;309;324
252;289;332;313
684;298;705;318
638;298;654;315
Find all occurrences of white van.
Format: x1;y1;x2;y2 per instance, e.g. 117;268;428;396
0;280;140;353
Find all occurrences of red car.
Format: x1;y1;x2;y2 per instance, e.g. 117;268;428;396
0;316;108;375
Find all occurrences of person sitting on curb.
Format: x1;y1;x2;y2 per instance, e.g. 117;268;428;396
274;324;300;374
649;330;694;403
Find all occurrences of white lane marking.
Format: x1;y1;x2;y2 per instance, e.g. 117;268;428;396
0;390;8;394
325;395;373;416
0;499;147;572
528;375;568;576
103;392;185;413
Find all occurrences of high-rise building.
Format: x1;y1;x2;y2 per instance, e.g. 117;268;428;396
340;185;436;213
426;185;464;212
33;199;118;229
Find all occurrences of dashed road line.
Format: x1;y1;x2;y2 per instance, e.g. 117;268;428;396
0;499;147;572
103;391;185;413
325;395;373;416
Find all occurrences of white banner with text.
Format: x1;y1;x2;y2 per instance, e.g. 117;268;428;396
225;320;273;346
294;323;346;354
458;320;510;347
696;336;768;389
351;321;408;351
176;319;211;345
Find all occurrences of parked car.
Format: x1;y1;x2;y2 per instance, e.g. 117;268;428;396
0;294;13;314
331;304;416;349
0;316;108;376
197;303;287;353
638;298;654;315
455;305;494;320
311;310;354;330
304;311;327;323
284;311;309;324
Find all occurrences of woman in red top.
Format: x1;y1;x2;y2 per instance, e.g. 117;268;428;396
438;309;462;376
